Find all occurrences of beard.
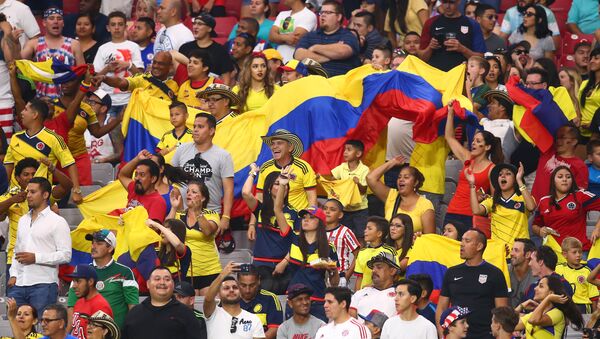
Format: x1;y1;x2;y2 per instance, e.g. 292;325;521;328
134;181;146;195
221;295;241;305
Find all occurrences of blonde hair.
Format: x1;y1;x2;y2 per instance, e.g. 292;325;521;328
559;67;582;115
561;236;582;252
136;0;157;19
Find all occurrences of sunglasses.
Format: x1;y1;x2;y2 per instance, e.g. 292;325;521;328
513;49;529;55
523;12;536;17
486;14;498;20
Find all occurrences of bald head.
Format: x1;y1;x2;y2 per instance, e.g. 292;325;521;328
151;51;173;79
157;0;183;26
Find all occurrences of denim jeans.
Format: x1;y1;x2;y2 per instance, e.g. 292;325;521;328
8;283;58;315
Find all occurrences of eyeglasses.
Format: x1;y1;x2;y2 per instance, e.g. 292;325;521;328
485;14;498;20
40;318;61;324
523;12;536;17
319;10;338;15
513;49;529;55
230;317;238;334
525;81;544;86
87;99;103;106
204;97;225;103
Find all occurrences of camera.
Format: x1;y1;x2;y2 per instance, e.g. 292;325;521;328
239;264;253;273
434;33;445;43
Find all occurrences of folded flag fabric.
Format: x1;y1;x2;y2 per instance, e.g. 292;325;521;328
15;58;88;84
588;239;600;269
317;177;363;208
543;235;567;264
77;181;128;219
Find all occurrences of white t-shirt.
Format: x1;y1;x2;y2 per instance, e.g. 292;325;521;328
206;306;266;338
350;286;397;323
93;40;144;106
273;7;317;62
154;23;194;54
85;116;114;161
0;0;40;108
315;317;371;339
380;314;437;339
481;118;519;161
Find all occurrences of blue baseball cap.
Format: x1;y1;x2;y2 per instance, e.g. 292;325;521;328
67;264;98;281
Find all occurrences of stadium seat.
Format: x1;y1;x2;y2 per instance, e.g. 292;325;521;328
63;0;80;15
499;0;516;13
91;162;115;185
443;179;457;205
561;32;594;56
214;16;238;45
277;3;291;13
445;159;463;183
60;208;84;228
219;249;253;268
225;0;243;19
549;0;573;35
232;230;253;251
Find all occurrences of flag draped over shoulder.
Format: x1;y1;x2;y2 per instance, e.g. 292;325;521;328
121;56;478;216
406;234;510;291
15;58;88;84
507;76;575;153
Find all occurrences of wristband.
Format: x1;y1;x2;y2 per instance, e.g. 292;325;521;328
222;215;231;220
249;171;257;177
79;81;91;93
519;185;527;192
72;188;82;194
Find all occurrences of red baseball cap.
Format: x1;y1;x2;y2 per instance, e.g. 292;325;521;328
299;206;326;225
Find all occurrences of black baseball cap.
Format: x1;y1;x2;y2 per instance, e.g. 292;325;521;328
174;281;195;297
195;13;217;37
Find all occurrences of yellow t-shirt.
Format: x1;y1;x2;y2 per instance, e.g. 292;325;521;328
555;263;599;306
331;161;369;211
410;138;449;195
0;188;29;265
257;158;317;211
579;80;600;137
480;193;530;248
53;100;98;157
177;77;217;109
384;0;428;44
127;74;179;101
354;244;397;289
384;190;433;233
232;85;280;112
156;128;193;164
179;209;222;277
520;308;564;339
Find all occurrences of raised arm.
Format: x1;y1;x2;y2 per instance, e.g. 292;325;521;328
467;169;487;216
40;157;73;201
366;155;405;202
444;101;470;162
146;219;186;256
203;261;238;318
91;74;130;92
242;163;260;211
118;149;152;188
516;162;536;212
273;167;292;236
527;294;567;326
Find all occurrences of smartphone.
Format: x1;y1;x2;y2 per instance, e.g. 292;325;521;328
239;264;252;273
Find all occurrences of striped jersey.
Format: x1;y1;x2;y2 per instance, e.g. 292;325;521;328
326;224;360;274
315;317;371;339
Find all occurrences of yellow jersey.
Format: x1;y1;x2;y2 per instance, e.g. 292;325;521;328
232;85;280;112
127;74;179;101
579;80;600;137
520;308;564;339
331;161;369;211
177;77;217;109
53;100;98;157
156;128;193;164
555;263;599;307
481;193;530;248
354;244;397;289
178;209;222;277
384;190;434;233
257;157;317;211
0;187;29;265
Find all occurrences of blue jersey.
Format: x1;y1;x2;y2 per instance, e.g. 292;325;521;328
252;201;298;268
240;289;283;332
588;164;600;196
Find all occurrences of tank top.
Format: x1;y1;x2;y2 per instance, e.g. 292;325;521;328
447;162;494;216
35;36;76;99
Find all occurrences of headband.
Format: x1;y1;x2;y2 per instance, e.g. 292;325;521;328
44;8;64;19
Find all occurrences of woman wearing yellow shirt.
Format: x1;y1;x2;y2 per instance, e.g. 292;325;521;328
167;180;221;296
233;52;279;113
367;156;435;234
4;299;43;339
514;275;583;338
385;0;429;48
580;47;600;138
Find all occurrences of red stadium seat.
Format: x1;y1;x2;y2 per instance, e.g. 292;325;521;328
559;53;577;68
277;3;291;13
225;0;243;19
549;0;572;35
214;16;238;44
499;0;516;13
497;13;505;26
63;0;80;15
561;32;594;56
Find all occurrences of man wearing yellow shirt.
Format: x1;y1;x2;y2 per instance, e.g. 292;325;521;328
92;51;179;101
176;49;218;110
197;84;241;125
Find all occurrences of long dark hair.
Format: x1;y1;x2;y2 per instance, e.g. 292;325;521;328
477;130;504;164
544;275;584;330
580;47;600;108
535;57;559;87
387;213;414;261
518;4;551;39
299;218;330;265
390;164;425;218
548;166;578;211
157;219;187;268
152;153;193;187
491;166;520;213
260;171;288;227
238;53;275;112
389;0;410;35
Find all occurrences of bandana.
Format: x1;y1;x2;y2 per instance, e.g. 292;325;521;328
44;8;64;19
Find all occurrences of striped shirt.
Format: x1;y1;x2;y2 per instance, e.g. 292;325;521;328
315;317;371;339
326;224;360;274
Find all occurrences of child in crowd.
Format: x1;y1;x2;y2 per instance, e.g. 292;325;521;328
556;237;599;314
354;216;397;290
466;56;491;118
371;45;392;70
324;199;361;287
155;101;192;164
403;32;420;55
587;139;600;196
359;309;389;339
331;140;370;244
408;273;437;325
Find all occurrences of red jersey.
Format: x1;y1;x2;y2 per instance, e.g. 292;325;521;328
534;190;600;250
327;224;360;273
126;181;167;222
72;293;113;339
532;149;589;202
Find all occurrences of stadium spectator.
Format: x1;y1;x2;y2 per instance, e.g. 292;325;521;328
559;68;583;124
316;287;371;339
380;279;437;339
465;56;491;118
5;298;42;339
93;11;144;117
276;284;325;339
173;50;218;110
67;229;139;329
350;252;399;320
228;0;274;44
147;152;191;213
587;140;600;195
384;0;428;49
75;14;100;65
523;245;574;300
514;275;584;337
475;4;504;52
533;57;559;87
360;310;388;339
231;33;257;79
171;112;234;218
190;0;226;17
234;52;279;112
387;214;414;271
484;55;506;92
278;59;309;84
179;14;234;85
438;306;471;339
350;11;388;62
204;262;266;338
154;0;194;53
8;177;72;315
269;0;317;63
67;264;113;339
20;8;84;99
409;274;437;325
264;49;284;84
155;102;193;164
581;48;600;136
323;199;360;287
146;219;192;280
463;0;478;18
130;17;156;71
556;237;599;313
567;0;600;35
353;217;397;290
507;5;554;61
507;238;536;308
295;1;361;77
38;304;76;339
480;90;517;160
122;266;204;339
174;281;208;326
572;40;592;80
197;84;241;124
403;32;421;55
238;265;284;339
84;89;122;165
167;180;221;295
64;0;109;43
498;0;560;48
117;150;168;222
418;0;486;71
436;229;509;339
226;17;272;53
367;161;435;234
490;306;519;339
83;310;121;339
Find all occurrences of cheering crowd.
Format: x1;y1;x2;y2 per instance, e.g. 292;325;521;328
0;0;599;338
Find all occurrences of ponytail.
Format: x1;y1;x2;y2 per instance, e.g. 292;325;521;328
479;130;504;164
